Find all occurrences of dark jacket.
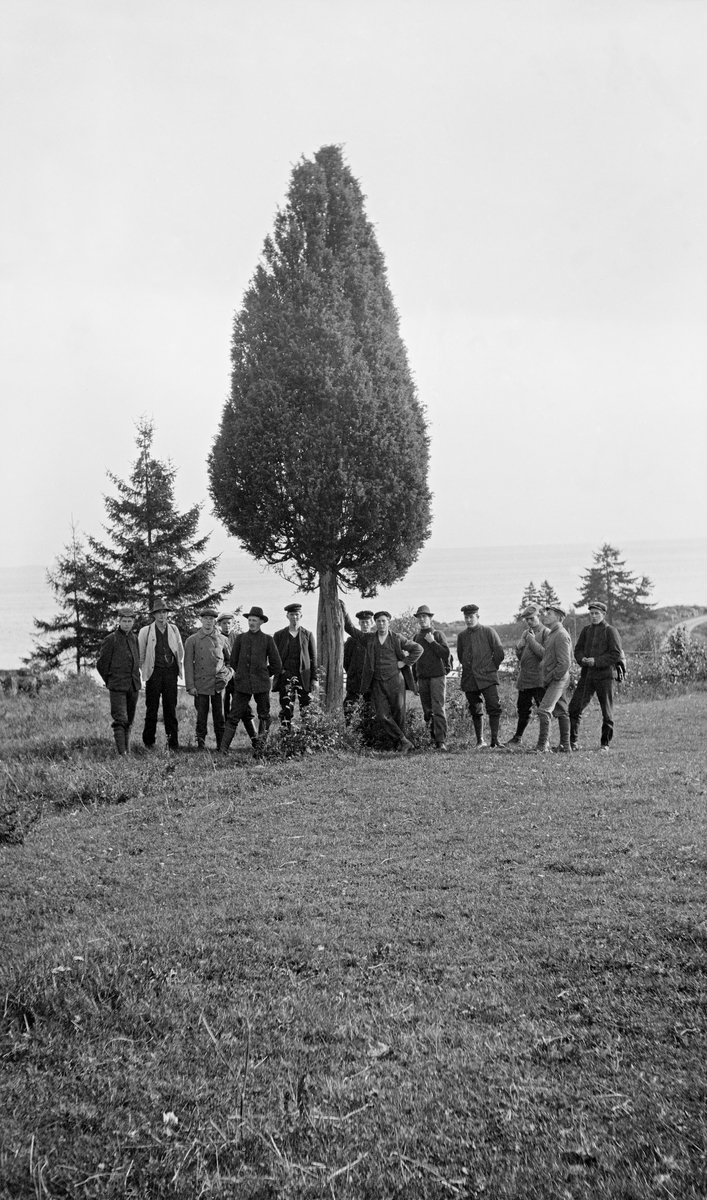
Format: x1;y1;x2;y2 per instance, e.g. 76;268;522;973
574;620;623;681
412;629;451;679
230;630;282;694
456;624;505;691
343;613;422;694
272;626;317;692
96;629;141;692
344;635;368;697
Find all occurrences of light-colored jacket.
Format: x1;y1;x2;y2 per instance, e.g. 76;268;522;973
541;623;572;685
183;629;232;695
138;622;185;683
515;624;549;690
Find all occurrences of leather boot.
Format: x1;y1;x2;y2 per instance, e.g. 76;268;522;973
218;724;236;754
113;728;126;755
557;713;571;752
472;714;483;743
535;712;550;753
124;726;132;754
489;714;501;748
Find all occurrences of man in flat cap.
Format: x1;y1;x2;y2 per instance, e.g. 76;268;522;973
96;606;141;755
272;603;317;731
535;605;572;753
138;597;184;751
219;607;282;759
183;606;232;750
568;600;624;752
412;605;451;751
341;603;422;753
456;605;505;749
217;612;241;723
343;609;374;725
505;603;549;749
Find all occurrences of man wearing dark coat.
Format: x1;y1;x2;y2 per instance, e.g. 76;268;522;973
412;604;451;751
456;604;505;749
342;604;422;753
569;600;624;752
272;603;317;729
343;608;374;724
219;607;282;759
96;606;141;756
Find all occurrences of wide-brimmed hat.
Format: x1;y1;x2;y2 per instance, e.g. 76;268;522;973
355;609;374;620
245;606;268;622
150;596;170;614
588;599;607;613
414;604;434;618
461;604;479;615
374;610;391;620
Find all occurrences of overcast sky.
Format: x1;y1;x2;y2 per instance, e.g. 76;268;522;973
1;0;705;570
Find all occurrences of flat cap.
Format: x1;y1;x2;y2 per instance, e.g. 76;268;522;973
461;604;479;615
284;603;302;613
199;606;219;618
374;610;392;620
117;606;137;618
588;599;607;613
355;609;374;619
522;604;540;617
217;613;233;623
547;604;566;619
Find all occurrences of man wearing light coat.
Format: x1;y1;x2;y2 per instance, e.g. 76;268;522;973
138;597;184;751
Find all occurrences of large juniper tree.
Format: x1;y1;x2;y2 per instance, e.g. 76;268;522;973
87;419;231;643
577;543;653;624
209;146;431;711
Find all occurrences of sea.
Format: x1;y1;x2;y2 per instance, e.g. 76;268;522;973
2;537;705;670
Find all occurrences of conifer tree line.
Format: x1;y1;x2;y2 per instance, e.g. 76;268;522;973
29;420;231;671
515;545;653;626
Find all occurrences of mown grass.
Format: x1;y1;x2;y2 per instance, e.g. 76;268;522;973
1;678;706;1198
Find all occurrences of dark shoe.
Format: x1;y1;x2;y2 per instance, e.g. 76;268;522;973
398;737;413;754
534;743;551;753
505;736;522;747
474;740;488;751
168;742;180;753
436;743;449;752
490;740;500;749
197;740;206;750
570;742;579;752
557;745;571;753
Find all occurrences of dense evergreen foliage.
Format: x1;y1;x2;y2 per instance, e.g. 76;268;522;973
27;523;96;673
84;420;231;648
209;145;431;709
577;543;653;624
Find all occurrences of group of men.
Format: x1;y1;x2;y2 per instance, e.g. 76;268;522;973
95;593;623;758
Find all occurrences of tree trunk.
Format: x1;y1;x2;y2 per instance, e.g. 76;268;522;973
317;569;344;717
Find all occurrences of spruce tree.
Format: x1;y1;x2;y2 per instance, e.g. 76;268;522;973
87;419;231;643
209;145;431;712
514;582;541;620
27;522;96;673
577;543;653;624
537;580;562;611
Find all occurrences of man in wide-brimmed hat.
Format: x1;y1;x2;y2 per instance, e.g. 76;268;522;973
568;600;624;752
219;607;282;759
183;606;232;750
272;603;317;731
412;605;451;751
138;596;184;751
96;606;141;756
341;603;422;753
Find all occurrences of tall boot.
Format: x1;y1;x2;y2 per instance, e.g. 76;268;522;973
243;717;257;742
124;726;132;754
535;712;550;753
218;723;236;754
113;728;126;756
489;713;501;748
471;714;485;746
557;713;571;752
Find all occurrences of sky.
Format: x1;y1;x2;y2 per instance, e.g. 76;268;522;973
1;0;705;573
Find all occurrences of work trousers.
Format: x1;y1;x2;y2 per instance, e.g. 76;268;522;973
514;686;546;738
569;674;615;747
109;688;138;754
418;676;448;746
371;674;408;746
464;683;502;743
278;674;311;727
142;669;179;747
223;678;235;723
194;692;224;748
224;691;271;740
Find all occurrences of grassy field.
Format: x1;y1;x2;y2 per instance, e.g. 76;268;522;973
1;678;706;1199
